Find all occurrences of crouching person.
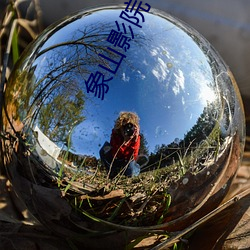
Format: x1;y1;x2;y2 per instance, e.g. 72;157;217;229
100;111;141;179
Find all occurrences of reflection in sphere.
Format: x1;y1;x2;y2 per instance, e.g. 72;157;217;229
2;4;245;248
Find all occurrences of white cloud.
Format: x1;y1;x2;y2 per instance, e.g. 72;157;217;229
137;70;146;80
190;71;216;104
150;48;158;56
155;126;168;138
122;72;130;82
172;69;185;95
142;59;149;66
152;57;169;82
198;84;216;104
182;96;185;105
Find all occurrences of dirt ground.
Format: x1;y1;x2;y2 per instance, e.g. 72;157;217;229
0;146;250;249
0;98;250;249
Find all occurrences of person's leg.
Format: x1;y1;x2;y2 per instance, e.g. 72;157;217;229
136;155;149;168
125;161;140;177
99;142;112;173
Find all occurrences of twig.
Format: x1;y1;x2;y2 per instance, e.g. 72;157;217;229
0;19;18;128
151;188;250;250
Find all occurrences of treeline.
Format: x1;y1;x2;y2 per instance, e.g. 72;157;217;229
143;103;219;171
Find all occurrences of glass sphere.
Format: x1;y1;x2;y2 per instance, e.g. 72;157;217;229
2;5;245;248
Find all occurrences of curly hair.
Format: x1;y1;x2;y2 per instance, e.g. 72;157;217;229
114;111;140;131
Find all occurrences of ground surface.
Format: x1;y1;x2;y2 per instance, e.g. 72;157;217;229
0;145;250;249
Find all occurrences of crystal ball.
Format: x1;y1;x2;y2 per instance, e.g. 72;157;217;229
2;5;245;248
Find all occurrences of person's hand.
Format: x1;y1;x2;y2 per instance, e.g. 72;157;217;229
122;124;139;144
124;124;139;143
133;124;140;141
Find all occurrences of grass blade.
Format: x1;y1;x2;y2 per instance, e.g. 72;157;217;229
11;25;19;64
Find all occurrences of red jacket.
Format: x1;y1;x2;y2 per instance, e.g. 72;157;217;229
110;129;140;161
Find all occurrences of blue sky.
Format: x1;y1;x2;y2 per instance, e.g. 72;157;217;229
32;9;218;158
69;11;217;157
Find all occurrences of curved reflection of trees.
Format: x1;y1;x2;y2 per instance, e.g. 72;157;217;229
183;103;217;144
34;20;147;82
139;133;149;156
38;90;85;143
25;19;147;140
144;103;222;172
3;69;36;132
